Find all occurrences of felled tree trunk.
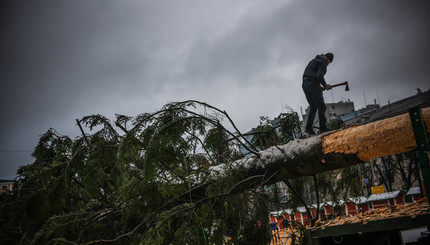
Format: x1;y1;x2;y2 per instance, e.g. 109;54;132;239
209;107;430;183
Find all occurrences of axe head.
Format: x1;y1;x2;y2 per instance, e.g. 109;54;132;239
344;81;349;91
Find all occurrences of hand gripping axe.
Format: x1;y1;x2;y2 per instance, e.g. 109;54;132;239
331;81;350;91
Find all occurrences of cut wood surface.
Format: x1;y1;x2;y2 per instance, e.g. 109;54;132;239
323;107;430;162
209;107;430;182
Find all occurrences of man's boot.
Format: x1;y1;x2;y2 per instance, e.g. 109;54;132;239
319;126;329;134
305;128;315;136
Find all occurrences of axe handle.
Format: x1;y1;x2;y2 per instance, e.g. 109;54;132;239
331;81;348;88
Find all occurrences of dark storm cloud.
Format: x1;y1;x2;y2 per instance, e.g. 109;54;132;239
184;0;430;86
1;0;429;179
0;1;159;178
183;0;429;107
327;1;430;86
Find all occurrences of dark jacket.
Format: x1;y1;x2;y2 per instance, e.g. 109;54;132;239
302;54;329;87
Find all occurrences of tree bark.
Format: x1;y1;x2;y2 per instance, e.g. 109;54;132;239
209;107;430;184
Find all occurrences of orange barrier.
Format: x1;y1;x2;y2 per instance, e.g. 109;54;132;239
270;229;293;245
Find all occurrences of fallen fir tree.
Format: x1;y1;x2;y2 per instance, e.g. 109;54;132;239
0;101;428;244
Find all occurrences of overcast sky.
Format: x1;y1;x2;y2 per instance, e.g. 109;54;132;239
1;0;429;179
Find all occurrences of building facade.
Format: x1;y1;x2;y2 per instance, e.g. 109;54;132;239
0;179;13;193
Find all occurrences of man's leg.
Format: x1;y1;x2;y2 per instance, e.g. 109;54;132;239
303;85;317;134
312;88;327;132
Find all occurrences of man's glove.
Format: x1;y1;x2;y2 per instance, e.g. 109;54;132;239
324;84;332;90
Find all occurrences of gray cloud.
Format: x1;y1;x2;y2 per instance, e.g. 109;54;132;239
1;0;429;179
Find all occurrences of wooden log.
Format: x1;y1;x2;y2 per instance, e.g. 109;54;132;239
322;107;430;161
209;107;430;182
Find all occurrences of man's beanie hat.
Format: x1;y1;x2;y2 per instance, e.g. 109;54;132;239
325;53;334;62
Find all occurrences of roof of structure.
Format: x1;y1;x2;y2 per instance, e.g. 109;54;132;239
0;179;13;183
406;186;421;196
368;90;430;122
270;189;413;217
269;209;292;217
367;190;401;202
339;90;430;126
311;203;324;210
348;196;368;204
323;201;345;207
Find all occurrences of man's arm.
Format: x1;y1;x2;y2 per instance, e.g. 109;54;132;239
316;63;327;87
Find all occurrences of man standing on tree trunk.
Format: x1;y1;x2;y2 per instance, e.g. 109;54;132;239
302;52;333;135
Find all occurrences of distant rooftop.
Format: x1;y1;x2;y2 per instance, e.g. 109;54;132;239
323;200;345;207
348;196;368;204
368;89;430;122
270;209;292;216
367;190;401;202
339;89;430;125
0;179;14;183
406;186;421;196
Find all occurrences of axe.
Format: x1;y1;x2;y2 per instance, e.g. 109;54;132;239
330;81;349;91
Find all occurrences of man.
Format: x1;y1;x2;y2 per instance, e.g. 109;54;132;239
302;53;333;135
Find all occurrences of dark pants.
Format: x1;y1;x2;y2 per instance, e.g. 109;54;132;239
302;81;327;131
